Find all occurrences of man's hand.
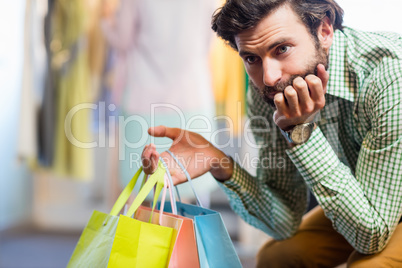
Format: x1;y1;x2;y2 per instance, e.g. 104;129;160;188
141;126;233;185
273;64;329;130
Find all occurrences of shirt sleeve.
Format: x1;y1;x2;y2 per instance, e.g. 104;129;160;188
217;89;309;240
287;76;402;254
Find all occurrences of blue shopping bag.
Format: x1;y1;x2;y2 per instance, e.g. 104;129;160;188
162;201;242;268
157;150;241;268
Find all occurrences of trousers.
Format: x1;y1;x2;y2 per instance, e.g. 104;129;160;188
256;206;402;268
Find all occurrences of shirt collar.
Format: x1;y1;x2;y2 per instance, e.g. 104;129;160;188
326;28;356;102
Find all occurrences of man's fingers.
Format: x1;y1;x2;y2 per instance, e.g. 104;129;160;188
292;76;310;105
148;126;184;141
142;144;159;174
159;152;182;182
315;63;329;94
305;74;326;109
148;125;167;137
274;92;287;112
284;86;300;115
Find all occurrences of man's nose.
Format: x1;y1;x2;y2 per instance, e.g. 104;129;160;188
262;59;281;87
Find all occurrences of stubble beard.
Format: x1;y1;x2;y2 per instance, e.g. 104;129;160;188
250;45;329;108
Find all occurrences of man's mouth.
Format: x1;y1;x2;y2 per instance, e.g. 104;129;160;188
267;91;280;99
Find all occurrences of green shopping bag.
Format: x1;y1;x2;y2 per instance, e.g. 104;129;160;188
107;160;179;268
67;167;145;267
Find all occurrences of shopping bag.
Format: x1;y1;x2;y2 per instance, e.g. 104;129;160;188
135;206;199;268
135;162;200;268
162;201;241;268
67;167;145;268
107;160;180;268
160;150;242;268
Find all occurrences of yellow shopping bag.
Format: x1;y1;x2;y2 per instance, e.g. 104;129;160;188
136;206;199;268
67;167;145;267
107;160;179;268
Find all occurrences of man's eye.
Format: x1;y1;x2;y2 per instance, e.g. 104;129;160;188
277;45;290;54
246;56;259;64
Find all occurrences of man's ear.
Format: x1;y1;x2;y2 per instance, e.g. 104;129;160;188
318;17;334;52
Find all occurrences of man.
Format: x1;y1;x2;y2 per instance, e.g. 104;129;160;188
142;0;402;266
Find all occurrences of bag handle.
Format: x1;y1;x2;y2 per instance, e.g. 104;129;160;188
125;160;166;218
159;156;178;215
147;158;176;224
166;150;203;207
139;157;178;216
155;173;175;225
109;166;144;216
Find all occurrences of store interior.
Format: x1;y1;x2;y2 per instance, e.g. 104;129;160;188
1;1;401;267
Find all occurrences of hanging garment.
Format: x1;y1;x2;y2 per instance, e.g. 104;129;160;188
18;0;47;162
51;0;93;180
210;37;246;135
38;0;57;167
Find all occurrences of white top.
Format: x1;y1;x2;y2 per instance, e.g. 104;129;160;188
103;0;219;115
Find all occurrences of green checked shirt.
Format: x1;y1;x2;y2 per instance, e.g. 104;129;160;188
218;27;402;254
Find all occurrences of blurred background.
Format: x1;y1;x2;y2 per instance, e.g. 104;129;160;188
0;0;401;267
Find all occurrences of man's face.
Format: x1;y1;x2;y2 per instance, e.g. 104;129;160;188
235;4;329;107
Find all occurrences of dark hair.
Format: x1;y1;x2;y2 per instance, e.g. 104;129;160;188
211;0;344;50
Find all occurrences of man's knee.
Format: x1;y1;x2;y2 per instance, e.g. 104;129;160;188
348;223;402;267
347;251;390;268
256;238;313;268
